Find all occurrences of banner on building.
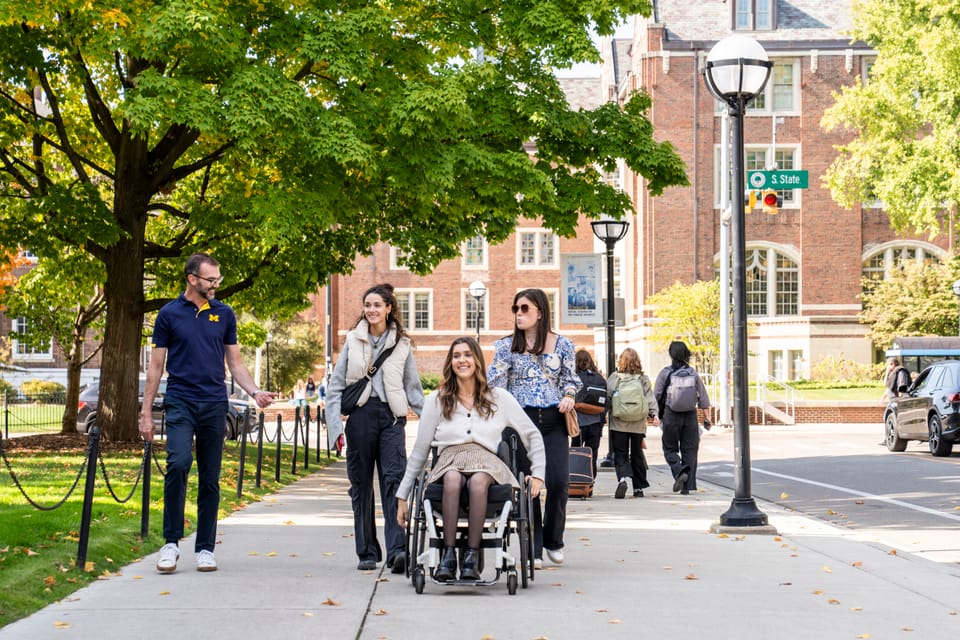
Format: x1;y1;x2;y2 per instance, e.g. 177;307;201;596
561;253;603;325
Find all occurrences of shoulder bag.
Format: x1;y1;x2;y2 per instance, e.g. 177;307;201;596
340;345;396;416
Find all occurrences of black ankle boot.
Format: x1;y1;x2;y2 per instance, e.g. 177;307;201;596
460;548;480;581
435;547;457;581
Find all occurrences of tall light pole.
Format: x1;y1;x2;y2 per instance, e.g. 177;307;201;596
468;280;487;343
703;35;773;528
591;219;629;377
265;332;273;394
953;281;960;337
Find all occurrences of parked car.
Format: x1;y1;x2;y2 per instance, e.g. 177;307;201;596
76;380;256;440
884;359;960;456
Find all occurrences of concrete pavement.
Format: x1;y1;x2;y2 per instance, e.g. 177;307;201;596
3;431;960;639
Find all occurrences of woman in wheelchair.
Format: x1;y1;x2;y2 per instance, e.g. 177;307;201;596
397;337;545;582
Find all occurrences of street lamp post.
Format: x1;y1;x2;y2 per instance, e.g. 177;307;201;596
953;281;960;337
591;219;629;378
265;332;273;394
468;280;487;343
703;35;774;529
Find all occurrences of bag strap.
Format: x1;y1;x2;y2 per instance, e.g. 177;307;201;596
365;345;397;378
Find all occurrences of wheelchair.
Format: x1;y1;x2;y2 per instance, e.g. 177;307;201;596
404;429;536;594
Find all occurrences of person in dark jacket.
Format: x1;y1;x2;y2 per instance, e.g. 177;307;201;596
572;350;606;478
653;341;710;495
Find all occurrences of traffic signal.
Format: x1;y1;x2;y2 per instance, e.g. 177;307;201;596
761;189;782;214
745;190;757;214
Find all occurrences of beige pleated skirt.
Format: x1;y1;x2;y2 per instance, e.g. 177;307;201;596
427;442;518;488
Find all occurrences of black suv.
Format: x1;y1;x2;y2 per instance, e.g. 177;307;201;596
76;380;256;440
884;359;960;456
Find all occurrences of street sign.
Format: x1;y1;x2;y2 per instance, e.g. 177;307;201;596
747;170;808;189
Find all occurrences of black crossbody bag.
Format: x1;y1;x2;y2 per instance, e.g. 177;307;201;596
340;346;396;415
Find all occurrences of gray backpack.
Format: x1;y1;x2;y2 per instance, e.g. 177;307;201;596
665;367;699;412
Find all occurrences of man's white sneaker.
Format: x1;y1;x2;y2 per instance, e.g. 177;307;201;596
533;558;543;570
196;549;218;572
545;548;564;565
156;543;179;573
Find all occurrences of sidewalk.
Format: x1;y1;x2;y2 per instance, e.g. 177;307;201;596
3;446;960;639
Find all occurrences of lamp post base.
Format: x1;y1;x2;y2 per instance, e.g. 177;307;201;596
713;497;778;534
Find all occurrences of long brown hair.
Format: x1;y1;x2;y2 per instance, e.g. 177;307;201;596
438;337;495;420
508;288;552;354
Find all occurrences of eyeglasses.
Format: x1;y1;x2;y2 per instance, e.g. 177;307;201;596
511;303;536;314
191;273;223;286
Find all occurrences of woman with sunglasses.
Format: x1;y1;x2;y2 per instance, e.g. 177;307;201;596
488;289;580;567
326;283;425;574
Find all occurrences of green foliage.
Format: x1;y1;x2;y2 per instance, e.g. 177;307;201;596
246;320;324;396
19;379;65;401
859;259;960;346
419;373;442;393
0;0;685;441
809;354;884;384
646;279;721;374
0;376;15;396
822;0;960;236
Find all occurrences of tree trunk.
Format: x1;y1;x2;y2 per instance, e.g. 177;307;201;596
97;235;146;442
60;339;84;434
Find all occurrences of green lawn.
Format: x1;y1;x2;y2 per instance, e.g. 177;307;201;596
2;403;66;435
0;438;331;628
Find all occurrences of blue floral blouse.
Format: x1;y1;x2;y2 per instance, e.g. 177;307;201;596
487;335;581;408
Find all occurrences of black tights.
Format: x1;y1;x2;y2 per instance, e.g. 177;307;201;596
441;470;493;549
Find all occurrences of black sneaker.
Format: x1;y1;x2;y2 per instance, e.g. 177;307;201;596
389;552;406;575
633;490;644;498
357;559;377;571
673;472;689;493
615;478;628;499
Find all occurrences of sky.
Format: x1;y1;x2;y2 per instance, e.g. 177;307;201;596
553;18;637;78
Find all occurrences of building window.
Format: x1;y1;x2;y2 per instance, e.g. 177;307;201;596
463;236;487;269
464;291;487;332
861;243;945;295
789;350;805;380
743;248;799;317
716;146;800;208
11;316;52;361
518;230;558;268
395;290;431;331
769;350;786;381
747;61;797;113
735;0;775;31
389;247;410;270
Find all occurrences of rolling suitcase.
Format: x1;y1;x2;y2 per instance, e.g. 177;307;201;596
568;446;594;499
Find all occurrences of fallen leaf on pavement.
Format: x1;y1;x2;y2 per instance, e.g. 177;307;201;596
374;609;388;616
608;619;622;624
828;599;840;605
901;627;913;632
850;606;862;611
888;549;897;556
595;609;609;613
685;573;698;580
812;590;825;595
53;621;71;629
133;576;143;580
716;533;729;539
303;612;314;617
773;536;782;541
248;552;258;556
856;634;870;639
159;590;170;596
322;552;335;557
266;552;277;557
822;566;832;573
780;492;789;499
322;597;341;606
855;499;864;505
283;520;296;525
827;509;836;515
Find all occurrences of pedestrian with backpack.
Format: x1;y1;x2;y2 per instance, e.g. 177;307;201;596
573;349;607;478
653;341;710;495
607;348;658;498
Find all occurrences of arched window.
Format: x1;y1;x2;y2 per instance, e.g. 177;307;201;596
862;242;945;295
716;244;799;317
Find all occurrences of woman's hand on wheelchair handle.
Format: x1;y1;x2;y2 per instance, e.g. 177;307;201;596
396;498;407;528
527;476;543;497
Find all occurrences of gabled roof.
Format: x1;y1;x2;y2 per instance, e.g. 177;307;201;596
650;0;860;47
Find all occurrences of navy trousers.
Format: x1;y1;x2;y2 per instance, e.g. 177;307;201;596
162;397;228;553
660;408;700;491
344;397;407;563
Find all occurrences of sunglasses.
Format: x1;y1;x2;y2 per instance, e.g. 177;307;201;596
191;273;224;286
511;303;536;314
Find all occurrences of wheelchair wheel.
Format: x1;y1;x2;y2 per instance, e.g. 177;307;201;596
413;568;425;594
408;472;428;583
404;478;419;578
517;474;534;588
507;572;518;595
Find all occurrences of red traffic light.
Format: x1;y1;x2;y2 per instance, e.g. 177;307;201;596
761;189;781;214
762;191;779;206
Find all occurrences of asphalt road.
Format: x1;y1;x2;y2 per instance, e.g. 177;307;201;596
655;423;960;566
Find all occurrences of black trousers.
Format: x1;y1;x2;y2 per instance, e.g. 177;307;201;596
609;430;649;490
522;406;568;557
344;398;407;563
660;408;700;491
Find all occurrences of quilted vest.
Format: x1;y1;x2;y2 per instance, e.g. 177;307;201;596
344;322;411;418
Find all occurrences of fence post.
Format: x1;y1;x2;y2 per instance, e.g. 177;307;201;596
3;390;7;440
315;406;321;463
275;414;282;483
77;426;101;569
140;441;152;539
255;411;264;488
292;406;299;475
236;407;249;499
302;406;310;471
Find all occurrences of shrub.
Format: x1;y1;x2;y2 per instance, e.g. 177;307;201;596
419;373;441;393
0;377;15;398
19;379;66;402
809;354;884;384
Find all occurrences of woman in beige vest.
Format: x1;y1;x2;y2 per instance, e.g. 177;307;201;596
326;283;425;573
